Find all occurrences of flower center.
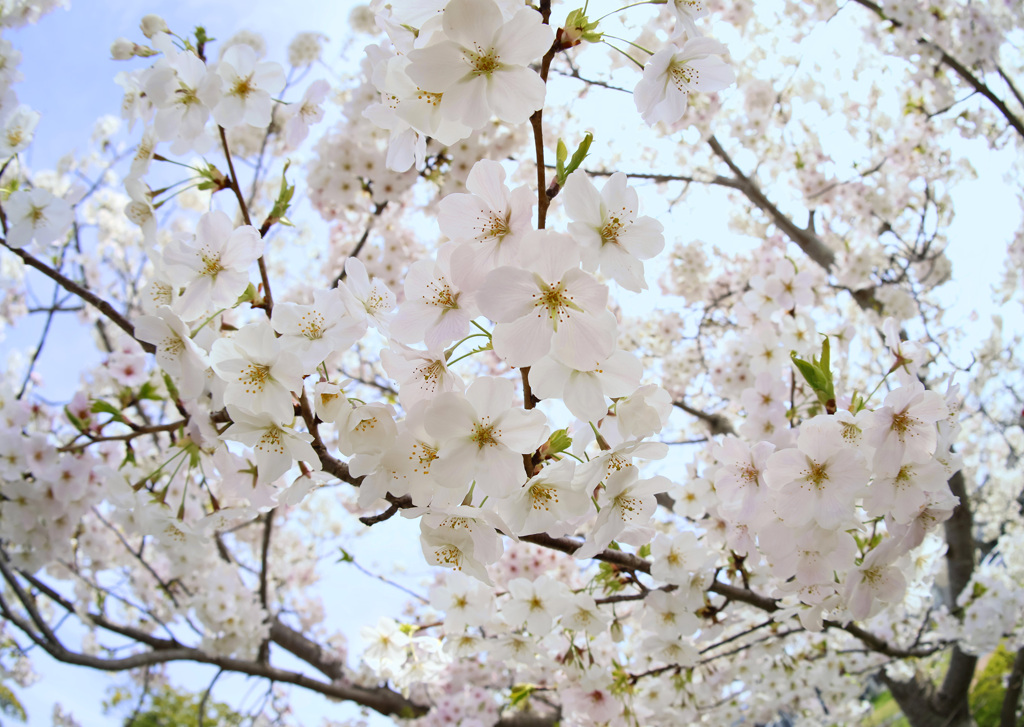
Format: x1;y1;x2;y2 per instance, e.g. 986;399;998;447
240;363;271;394
426;279;459;309
470;47;500;76
670;62;698;91
530;484;559;511
805;460;829;489
531;276;583;331
471;417;499;448
600;216;624;245
231;74;256;99
256;426;285;455
410;442;438;474
300;311;325;340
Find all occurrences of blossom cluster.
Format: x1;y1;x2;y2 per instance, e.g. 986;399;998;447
0;0;1020;725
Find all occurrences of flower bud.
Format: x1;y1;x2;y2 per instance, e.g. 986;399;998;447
110;37;135;60
140;14;168;39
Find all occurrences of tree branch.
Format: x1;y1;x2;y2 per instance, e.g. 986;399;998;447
848;0;1024;140
1001;645;1024;727
1;241;155;354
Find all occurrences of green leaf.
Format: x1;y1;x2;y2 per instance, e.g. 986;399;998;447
137;381;162;401
556;138;568;182
508;684;536;709
336;547;354;564
162;372;180;402
542;428;573;458
556;132;593;186
91;400;126;424
235;282;258;306
790;335;836;412
264;161;296;230
0;683;26;721
790;352;827;392
564;7;603;43
64;406;87;432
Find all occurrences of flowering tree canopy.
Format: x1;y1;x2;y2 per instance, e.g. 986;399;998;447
1;0;1023;725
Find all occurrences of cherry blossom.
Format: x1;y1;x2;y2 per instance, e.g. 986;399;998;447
478;230;617;371
426;376;548;499
162;210;264;321
634;37;735;127
405;0;553;128
561;171;665;292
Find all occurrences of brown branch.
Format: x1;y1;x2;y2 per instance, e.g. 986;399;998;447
0;564;428;720
15;567;182;652
59;420;185;452
848;0;1024;140
529;0;562;229
359;494;412;526
298;389;361;485
672;399;735;436
1001;645;1024;727
707;135;837;272
578;166;746;191
218;125;274;314
336;201;388;285
257;509;275;663
2;241;155;354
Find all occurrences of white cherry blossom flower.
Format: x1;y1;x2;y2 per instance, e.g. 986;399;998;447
843;542;906;620
405;0;553;128
616;384;673;440
576;466;669;559
340;256;395;332
283;78;329;148
633;37;735;127
162;210;264;321
221;406;320;485
134;306;209;399
0;104;38;158
864;377;947;471
337;401;398;456
380;342;464;409
364;48;471;170
144;39;218;153
478;230;617;371
650;532;716;587
641;589;701;638
270;288;366;373
668;0;708;39
712;436;774;521
351;401;463;509
418;506;508;584
426;376;548;499
561;592;610;634
203;44;285;128
562;171;665;292
529;350;641;423
430;572;495;632
493;458;589;537
437;160;533;274
763;416;867;530
502;575;572;634
865;458;949;524
574;438;669;491
390;243;480;349
210;319;304;422
4;188;72;248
